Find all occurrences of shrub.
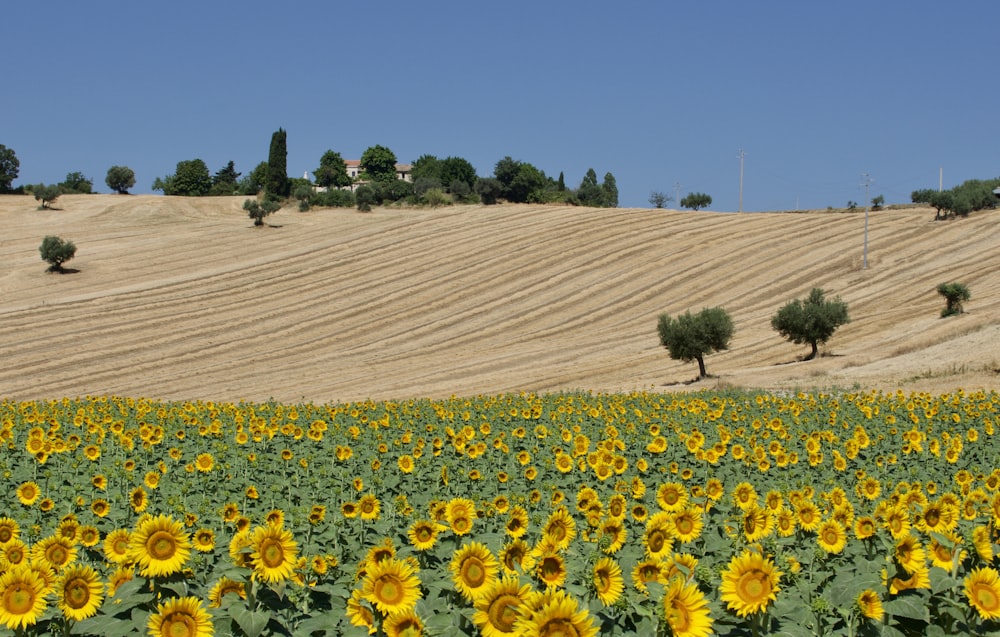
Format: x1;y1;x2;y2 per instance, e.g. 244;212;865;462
39;235;76;272
316;189;355;208
422;188;449;207
33;184;62;209
937;282;970;317
244;199;280;226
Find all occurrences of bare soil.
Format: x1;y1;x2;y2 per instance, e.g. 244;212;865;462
1;195;997;403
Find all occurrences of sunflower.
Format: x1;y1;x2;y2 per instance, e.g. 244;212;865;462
383;609;424;637
473;575;531;637
55;564;103;621
656;482;689;511
973;526;995;562
397;454;415;474
16;482;40;506
741;504;774;543
670;507;704;544
403;519;441;552
505;506;530;539
446;498;477;536
592;557;625;606
221;503;240;523
0;517;19;544
101;529;131;565
147;596;213;637
894;534;926;575
451;542;499;602
128;514;191;578
105;566;133;598
129;486;148;513
854;516;877;540
31;535;77;572
732;482;759;511
965;567;1000;620
194;452;214;472
514;588;598;637
341;501;359;518
643;512;675;560
856;589;883;621
929;532;967;570
207;576;246;608
598;517;627;554
362;557;422;616
889;563;931;594
535;551;567;588
663;576;713;637
795;501;822;532
192;528;216;553
346;589;375;633
0;564;48;630
365;540;396;565
78;526;100;548
541;507;576;550
250;523;298;583
631;558;664;594
719;550;782;617
816;520;847;555
774;508;796;537
358;494;381;522
499;539;534;575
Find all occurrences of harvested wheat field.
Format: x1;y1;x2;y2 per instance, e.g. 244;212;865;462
1;194;998;403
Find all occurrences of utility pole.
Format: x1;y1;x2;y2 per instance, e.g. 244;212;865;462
674;181;682;208
939;166;943;192
861;172;873;269
737;148;745;212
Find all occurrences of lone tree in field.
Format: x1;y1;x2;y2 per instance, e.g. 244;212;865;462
771;288;850;360
937;282;970;317
33;184;62;209
39;235;76;272
680;192;712;210
105;165;136;194
657;307;734;379
244;198;280;226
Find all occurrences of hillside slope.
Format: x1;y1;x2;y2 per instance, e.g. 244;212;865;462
1;195;997;402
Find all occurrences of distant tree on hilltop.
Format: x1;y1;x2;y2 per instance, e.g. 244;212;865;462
0;145;19;193
680;192;712;211
105;166;136;195
360;145;398;183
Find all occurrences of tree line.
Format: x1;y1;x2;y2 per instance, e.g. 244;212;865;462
911;178;1000;220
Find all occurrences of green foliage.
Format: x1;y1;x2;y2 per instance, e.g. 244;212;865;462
602;172;619;208
33;183;62;209
59;171;93;194
474;177;502;205
422;188;449;207
911;188;935;204
154;159;212;196
355;185;376;211
244;198;281;226
293;184;313;210
413;176;442;196
937;282;971;317
410;154;441;183
315;150;352;189
439;156;477;192
577;168;603;207
0;144;19;193
314;188;355;208
239;162;268;196
105;165;136;194
656;306;734;378
508;162;547;203
649;191;671;208
771;288;850;360
266;128;290;199
680;192;712;210
209;160;241;195
39;235;76;272
871;194;884;210
360;144;398;183
922;177;1000;220
449;178;472;202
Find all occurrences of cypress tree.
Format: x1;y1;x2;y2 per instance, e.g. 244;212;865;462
266;128;289;199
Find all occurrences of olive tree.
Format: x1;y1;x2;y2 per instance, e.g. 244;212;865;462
680;192;712;211
657;307;734;378
937;282;970;317
771;288;850;360
33;184;62;209
105;165;136;194
39;235;76;272
244;198;280;226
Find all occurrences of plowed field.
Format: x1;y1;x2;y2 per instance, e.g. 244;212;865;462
1;194;997;402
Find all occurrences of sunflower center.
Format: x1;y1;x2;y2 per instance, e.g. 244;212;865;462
595;570;611;593
148;531;178;560
540;556;562;580
676;517;694;535
925;510;940;526
539;617;580;637
488;594;520;631
453;517;471;533
163;611;197;637
647;530;667;553
260;539;286;568
46;544;69;565
737;572;767;602
461;557;486;588
3;583;36;615
974;583;1000;612
0;528;12;543
64;580;90;609
666;599;691;631
373;575;405;605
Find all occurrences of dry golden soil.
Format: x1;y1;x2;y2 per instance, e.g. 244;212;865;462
1;195;997;403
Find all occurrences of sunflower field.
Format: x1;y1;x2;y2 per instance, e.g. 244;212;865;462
2;389;1000;637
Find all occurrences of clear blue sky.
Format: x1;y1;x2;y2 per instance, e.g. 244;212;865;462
4;1;997;211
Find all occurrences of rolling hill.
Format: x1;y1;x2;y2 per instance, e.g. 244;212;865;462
1;194;997;403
